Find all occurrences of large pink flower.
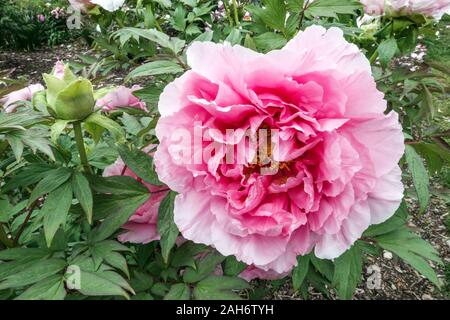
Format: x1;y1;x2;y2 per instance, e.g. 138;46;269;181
0;84;44;113
103;154;169;244
360;0;386;15
154;26;404;275
388;0;450;19
96;85;148;112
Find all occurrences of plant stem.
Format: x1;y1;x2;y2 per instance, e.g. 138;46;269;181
369;49;379;64
0;223;13;248
13;201;37;246
299;0;311;30
73;121;92;174
231;0;240;26
223;0;234;26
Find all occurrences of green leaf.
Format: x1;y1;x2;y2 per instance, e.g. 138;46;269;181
0;248;49;261
28;167;72;205
43;182;73;247
157;191;179;263
183;252;225;283
405;145;430;213
225;29;242;45
91;193;149;242
77;270;130;299
332;242;363;300
305;0;362;18
72;172;93;224
15;275;66;300
310;255;334;282
363;201;408;237
171;241;208;269
374;226;441;287
223;256;248;277
133;86;164;106
247;0;287;32
117;145;162;185
292;254;310;290
378;38;398;67
164;283;190;300
51;120;70;143
254;32;287;52
0;258;66;290
126;60;184;82
85;113;125;142
193;276;249;300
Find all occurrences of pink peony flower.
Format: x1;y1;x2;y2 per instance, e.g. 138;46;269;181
68;0;125;12
154;26;404;275
360;0;386;15
103;152;169;244
0;84;44;113
388;0;450;20
37;14;46;23
96;85;148;112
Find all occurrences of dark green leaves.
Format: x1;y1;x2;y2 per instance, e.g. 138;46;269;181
43;182;73;247
71;172;93;224
183;252;225;283
193;276;249;300
157;191;179;263
332;243;363;300
85;113;125;142
90;176;150;242
28;167;72;205
405;145;430;213
292;254;310;290
374;226;442;287
378;38;399;67
126;60;184;82
118;145;162;185
0;258;66;290
164;283;190;300
223;256;248;277
305;0;362;18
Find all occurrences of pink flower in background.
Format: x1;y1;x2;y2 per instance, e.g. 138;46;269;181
388;0;450;19
0;84;44;113
96;85;148;112
154;26;404;276
37;14;46;23
53;61;66;80
360;0;386;15
103;151;169;244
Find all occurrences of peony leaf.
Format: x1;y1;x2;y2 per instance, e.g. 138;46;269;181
405;145;430;213
43;182;73;247
157;191;179;263
85;113;125;142
292;254;310;290
164;283;190;300
332;242;363;300
71;172;93;224
15;275;66;300
117;145;163;186
193;276;249;300
378;38;398;67
125;60;184;82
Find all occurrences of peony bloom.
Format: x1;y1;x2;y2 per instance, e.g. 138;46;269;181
69;0;125;12
103;152;169;244
360;0;386;15
0;84;44;113
154;26;404;275
387;0;450;20
96;85;148;112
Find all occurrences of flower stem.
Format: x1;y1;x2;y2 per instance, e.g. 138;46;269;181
73;121;92;174
232;0;240;26
369;49;379;64
223;0;234;26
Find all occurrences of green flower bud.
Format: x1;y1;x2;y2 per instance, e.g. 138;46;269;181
42;64;95;121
